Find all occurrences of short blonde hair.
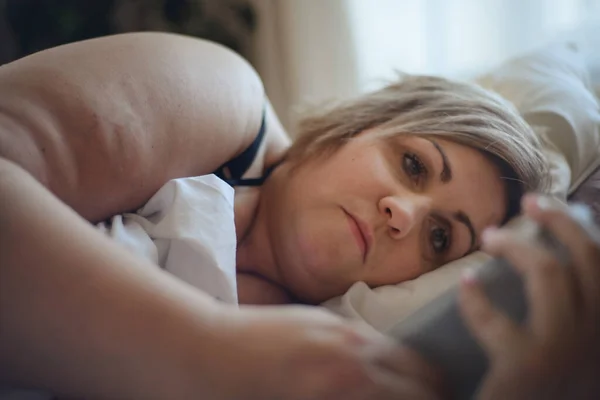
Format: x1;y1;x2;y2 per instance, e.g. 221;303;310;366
286;75;550;222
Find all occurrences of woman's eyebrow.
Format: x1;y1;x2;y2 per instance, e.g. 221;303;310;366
453;211;477;255
427;139;452;183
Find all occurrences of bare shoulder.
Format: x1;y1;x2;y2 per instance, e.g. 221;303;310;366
0;32;279;221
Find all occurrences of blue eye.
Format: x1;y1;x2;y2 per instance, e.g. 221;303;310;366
403;153;427;182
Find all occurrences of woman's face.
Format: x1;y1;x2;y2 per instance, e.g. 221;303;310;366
265;131;507;303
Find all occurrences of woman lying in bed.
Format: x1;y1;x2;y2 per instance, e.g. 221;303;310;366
0;32;598;399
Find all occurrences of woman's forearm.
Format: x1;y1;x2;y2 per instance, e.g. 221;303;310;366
0;157;228;399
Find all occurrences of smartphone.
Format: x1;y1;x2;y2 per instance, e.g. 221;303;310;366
387;214;574;399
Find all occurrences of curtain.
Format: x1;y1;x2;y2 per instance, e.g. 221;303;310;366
252;0;600;133
250;0;359;129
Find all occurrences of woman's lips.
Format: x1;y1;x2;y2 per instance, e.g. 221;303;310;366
343;209;372;262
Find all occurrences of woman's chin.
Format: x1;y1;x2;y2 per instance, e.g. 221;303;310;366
281;260;354;304
278;228;359;303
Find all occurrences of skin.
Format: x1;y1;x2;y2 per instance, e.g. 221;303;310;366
0;32;289;222
237;133;506;303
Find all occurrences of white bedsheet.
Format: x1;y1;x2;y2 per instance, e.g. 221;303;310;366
97;173;239;304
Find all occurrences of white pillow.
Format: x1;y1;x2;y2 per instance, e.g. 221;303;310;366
477;41;600;192
323;40;600;332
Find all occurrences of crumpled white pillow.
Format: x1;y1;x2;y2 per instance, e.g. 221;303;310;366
478;41;600;193
322;40;600;332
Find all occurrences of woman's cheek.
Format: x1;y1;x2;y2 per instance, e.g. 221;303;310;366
295;227;356;278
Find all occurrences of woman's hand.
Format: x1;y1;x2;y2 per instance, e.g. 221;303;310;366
211;305;446;400
459;195;600;400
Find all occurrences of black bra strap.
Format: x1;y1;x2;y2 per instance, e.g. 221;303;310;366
220;162;280;187
214;107;266;182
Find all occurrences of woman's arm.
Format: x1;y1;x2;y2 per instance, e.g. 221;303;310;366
0;156;230;398
0;32;283;222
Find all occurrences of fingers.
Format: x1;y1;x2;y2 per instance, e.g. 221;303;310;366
481;227;577;337
458;269;528;359
373;345;446;394
523;195;600;310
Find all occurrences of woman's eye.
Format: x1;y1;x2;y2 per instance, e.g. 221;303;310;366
402;153;427;182
430;224;450;254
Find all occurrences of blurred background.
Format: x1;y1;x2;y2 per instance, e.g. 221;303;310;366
0;0;599;130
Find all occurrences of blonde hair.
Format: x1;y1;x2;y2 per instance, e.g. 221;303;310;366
286;75;550;222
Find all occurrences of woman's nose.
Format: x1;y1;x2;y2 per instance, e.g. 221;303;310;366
378;195;431;239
